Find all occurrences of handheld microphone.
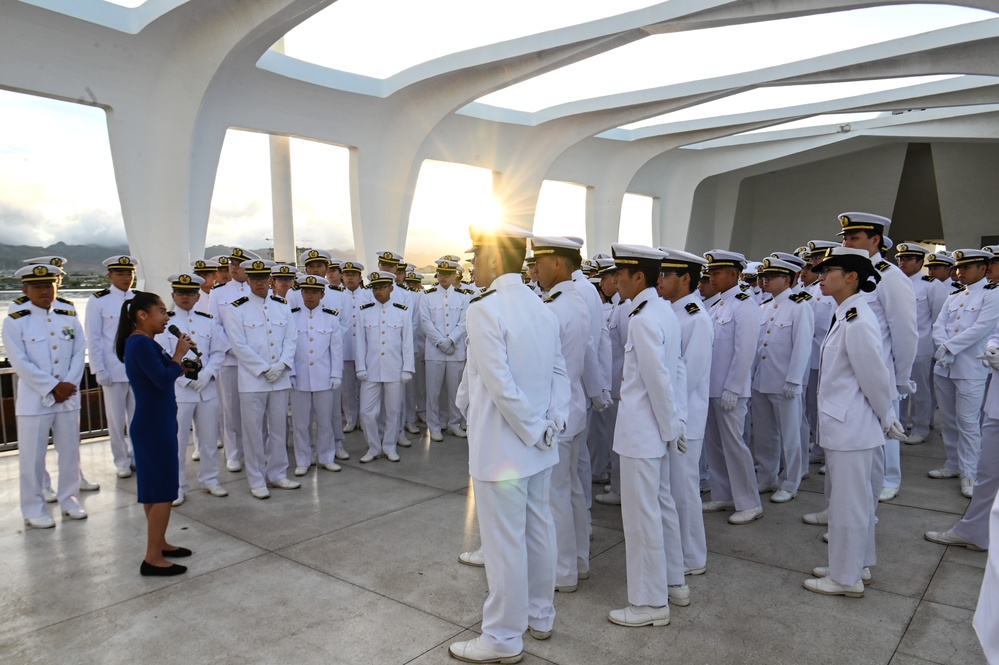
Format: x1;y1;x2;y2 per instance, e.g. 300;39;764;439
168;325;202;357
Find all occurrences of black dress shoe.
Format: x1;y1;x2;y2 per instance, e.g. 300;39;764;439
140;560;188;576
162;547;192;558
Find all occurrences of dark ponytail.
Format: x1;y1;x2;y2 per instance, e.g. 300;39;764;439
114;290;159;362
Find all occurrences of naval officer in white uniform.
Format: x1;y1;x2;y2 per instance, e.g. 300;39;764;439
448;225;569;664
893;243;937;446
419;259;469;441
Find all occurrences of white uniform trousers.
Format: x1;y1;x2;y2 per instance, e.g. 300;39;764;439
424;360;462;431
705;398;761;511
341;360;360;427
587;402;616;478
826;448;878;586
550;430;590;586
669;438;707;570
474;469;556;654
751;390;803;494
404;355;426;425
331;385;345;453
883;398;902;490
238;390;291;490
176;399;221;493
17;412;82;519
218;365;243;463
620;454;685;607
934;376;987;479
905;355;934;439
359;380;404;457
576;415;593;519
804;368;823;463
952;416;999;549
972;485;999;661
102;381;134;468
290;388;336;468
609;450;622;495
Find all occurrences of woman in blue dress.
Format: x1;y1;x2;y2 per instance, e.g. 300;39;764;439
114;291;196;576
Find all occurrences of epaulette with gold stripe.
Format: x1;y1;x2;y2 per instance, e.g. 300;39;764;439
951;285;967;295
985;283;998;290
231;296;249;307
322;307;339;316
876;261;891;272
684;302;701;315
629;300;647;317
921;275;935;282
92;288;110;298
789;292;812;303
13;295;28;305
544;291;563;303
359;302;375;310
167;311;176;317
458;288;475;295
469;289;495;304
290;307;301;313
212;283;224;289
270;295;287;304
735;292;750;301
393;302;408;311
56;296;74;306
195;310;213;318
845;307;858;322
9;309;30;319
53;309;76;316
425;287;438;293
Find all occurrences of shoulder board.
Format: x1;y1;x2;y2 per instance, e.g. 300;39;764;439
544;291;563;303
951;285;967;295
985;283;998;290
921;275;935;282
629;300;648;317
684;302;701;315
425;287;438;293
469;289;496;304
290;307;301;313
393;302;408;311
789;292;812;303
92;288;110;298
194;310;213;319
735;292;750;301
322;307;339;316
739;284;750;291
876;261;891;272
56;296;74;306
845;307;858;322
359;302;375;310
212;283;224;289
9;309;30;319
270;295;287;304
167;311;176;317
458;288;475;295
13;295;29;305
53;308;76;317
231;296;249;307
951;281;961;289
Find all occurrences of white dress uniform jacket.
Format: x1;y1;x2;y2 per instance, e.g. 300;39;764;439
342;285;373;364
710;285;760;398
84;285;132;383
753;289;815;393
354;300;415;382
4;303;86;415
867;255;918;394
572;270;611;398
209;279;251;367
420;285;468;361
932;279;999;380
291;304;344;391
672;293;713;440
157;308;228;403
223;293;297;391
543;282;590;437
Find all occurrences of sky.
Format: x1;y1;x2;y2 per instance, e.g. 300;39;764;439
1;2;993;265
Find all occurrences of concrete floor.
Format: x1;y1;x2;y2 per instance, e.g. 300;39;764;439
0;423;989;665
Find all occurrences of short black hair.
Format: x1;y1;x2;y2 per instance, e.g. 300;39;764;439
622;264;660;290
497;238;528;275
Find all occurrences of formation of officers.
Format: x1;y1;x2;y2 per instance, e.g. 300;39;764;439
4;213;999;661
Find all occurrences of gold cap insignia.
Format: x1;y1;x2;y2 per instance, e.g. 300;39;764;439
309;250;319;258
898;244;909;252
33;266;47;277
118;256;131;265
179;274;191;284
705;254;714;262
195;260;206;269
252;261;266;270
762;258;772;268
839;215;851;227
232;248;244;257
279;266;291;274
51;258;64;267
306;276;317;285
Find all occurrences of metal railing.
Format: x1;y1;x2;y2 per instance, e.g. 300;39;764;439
0;363;110;453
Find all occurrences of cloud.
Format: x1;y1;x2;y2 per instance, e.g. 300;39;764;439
61;209;128;246
0;203;46;245
0;203;126;247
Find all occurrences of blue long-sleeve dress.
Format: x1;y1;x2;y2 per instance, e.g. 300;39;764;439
124;333;184;503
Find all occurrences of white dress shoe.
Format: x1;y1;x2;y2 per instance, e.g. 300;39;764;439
928;467;960;479
878;487;899;502
320;462;342;472
924;529;984;551
396;435;412;448
226;459;243;472
42;487;58;503
386;453;401;462
79;479;100;492
578;569;590;580
961;477;974;498
217;440;224;448
822;532;829;543
595;491;622;506
527;626;552;640
458;548;485;567
447;426;468;438
668;584;690;606
803;576;864;598
204;484;229;497
684;566;707;576
251;487;270;500
903;433;926;445
608;604;670;627
293;466;309;477
702;500;735;512
405;422;420;434
448;636;522;664
803;510;828;526
335;449;350;461
770;489;796;503
62;506;88;520
359;454;377;463
818;465;826;475
758;483;778;494
728;506;763;525
24;515;55;529
555;583;577;593
343;421;356;433
191;448;200;461
172;493;185;507
116;466;133;478
430;429;444;442
268;477;301;490
812;566;871;585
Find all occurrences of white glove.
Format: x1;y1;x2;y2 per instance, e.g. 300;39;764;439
782;382;801;399
552;416;566;433
438;339;455;354
977;345;999;371
896;380;917;397
95;370;112;387
882;410;906;440
356;370;368;382
720;390;739;411
331;378;342;391
535;420;558;450
401;371;413;384
936;352;954;369
591;390;613;412
669;431;688;454
188;376;210;392
263;363;284;383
